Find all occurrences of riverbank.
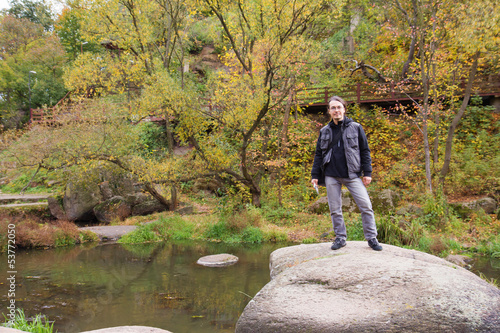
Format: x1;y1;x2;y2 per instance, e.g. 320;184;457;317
1;198;499;265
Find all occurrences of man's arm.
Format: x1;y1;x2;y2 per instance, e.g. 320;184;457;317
311;133;324;181
358;125;372;179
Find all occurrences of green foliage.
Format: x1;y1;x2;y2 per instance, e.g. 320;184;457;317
54;231;77;247
444;106;500;197
2;308;56;333
349;104;411;175
302;237;318;244
476;235;500;258
262;206;296;226
262;227;289;242
421;191;449;230
241;227;264;244
54;7;101;60
417;235;432;253
204;208;264;243
79;230;99;243
118;225;162;244
186;16;221;54
345;214;364;241
119;216;196;244
134;122;169;159
6;0;55;31
0;168;58;194
217;183;252;216
0;15;67;125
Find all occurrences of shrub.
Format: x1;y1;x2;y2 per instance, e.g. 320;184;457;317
263;206;296;226
134;122;169;159
119;216;196;244
241;226;264;243
302;237;318;244
204;221;231;241
345;215;364;241
261;225;289;242
2;308;55;333
225;206;262;231
377;216;425;247
475;235;500;257
203;219;264;243
118;225;162;244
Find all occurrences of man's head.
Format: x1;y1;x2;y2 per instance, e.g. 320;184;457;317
328;96;347;124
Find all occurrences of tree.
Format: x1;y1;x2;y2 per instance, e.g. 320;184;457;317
2;98;189;208
55;7;100;60
438;0;500;185
61;0;345;207
0;15;67;127
373;0;499;193
6;0;54;31
188;0;344;206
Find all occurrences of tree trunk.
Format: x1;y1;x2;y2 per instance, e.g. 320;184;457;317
165;114;174;155
251;185;261;207
439;52;480;185
276;86;294;206
170;185;178;210
433;110;440;169
145;183;171;209
422;117;433;193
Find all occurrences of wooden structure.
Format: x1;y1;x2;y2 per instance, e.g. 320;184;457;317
30;75;500;123
296;74;500;112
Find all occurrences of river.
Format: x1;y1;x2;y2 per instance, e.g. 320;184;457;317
0;241;498;333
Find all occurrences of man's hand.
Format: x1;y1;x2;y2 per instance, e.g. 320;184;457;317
362;176;372;186
311;179;319;186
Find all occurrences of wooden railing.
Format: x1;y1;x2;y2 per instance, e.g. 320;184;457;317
31;75;500;123
296;75;500;107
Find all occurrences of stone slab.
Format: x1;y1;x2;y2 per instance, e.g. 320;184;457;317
80;326;172;333
80;225;138;241
197;253;239;267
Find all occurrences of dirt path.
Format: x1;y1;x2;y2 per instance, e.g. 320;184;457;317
80;225;138;241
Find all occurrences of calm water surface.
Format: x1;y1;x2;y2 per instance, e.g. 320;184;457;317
0;241;292;333
0;241;498;333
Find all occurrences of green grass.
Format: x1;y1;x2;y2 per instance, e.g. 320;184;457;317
118;216;196;244
203;221;264;243
2;308;56;333
476;234;500;257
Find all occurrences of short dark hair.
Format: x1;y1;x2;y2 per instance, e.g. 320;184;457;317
328;96;347;111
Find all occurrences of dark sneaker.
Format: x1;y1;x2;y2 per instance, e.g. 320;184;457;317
368;238;382;251
331;238;346;250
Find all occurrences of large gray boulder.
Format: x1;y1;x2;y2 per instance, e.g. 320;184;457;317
93;196;132;224
450;197;497;217
236;242;500;333
63;181;102;221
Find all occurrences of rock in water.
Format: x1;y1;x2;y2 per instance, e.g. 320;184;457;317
236;242;500;333
197;254;239;267
80;326;172;332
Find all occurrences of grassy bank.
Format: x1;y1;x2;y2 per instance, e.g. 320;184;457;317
3;195;497;261
0;207;99;250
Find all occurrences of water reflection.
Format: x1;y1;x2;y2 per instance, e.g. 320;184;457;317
0;241;291;333
470;255;500;281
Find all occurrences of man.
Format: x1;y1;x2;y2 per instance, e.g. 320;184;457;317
311;96;382;251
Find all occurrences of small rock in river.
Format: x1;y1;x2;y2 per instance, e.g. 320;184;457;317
197;253;239;267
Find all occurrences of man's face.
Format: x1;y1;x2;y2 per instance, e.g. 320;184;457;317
328;100;345;123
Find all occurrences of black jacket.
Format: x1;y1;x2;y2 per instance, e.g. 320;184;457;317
311;117;372;185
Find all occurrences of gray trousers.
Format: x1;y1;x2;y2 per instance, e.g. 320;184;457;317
325;176;378;241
